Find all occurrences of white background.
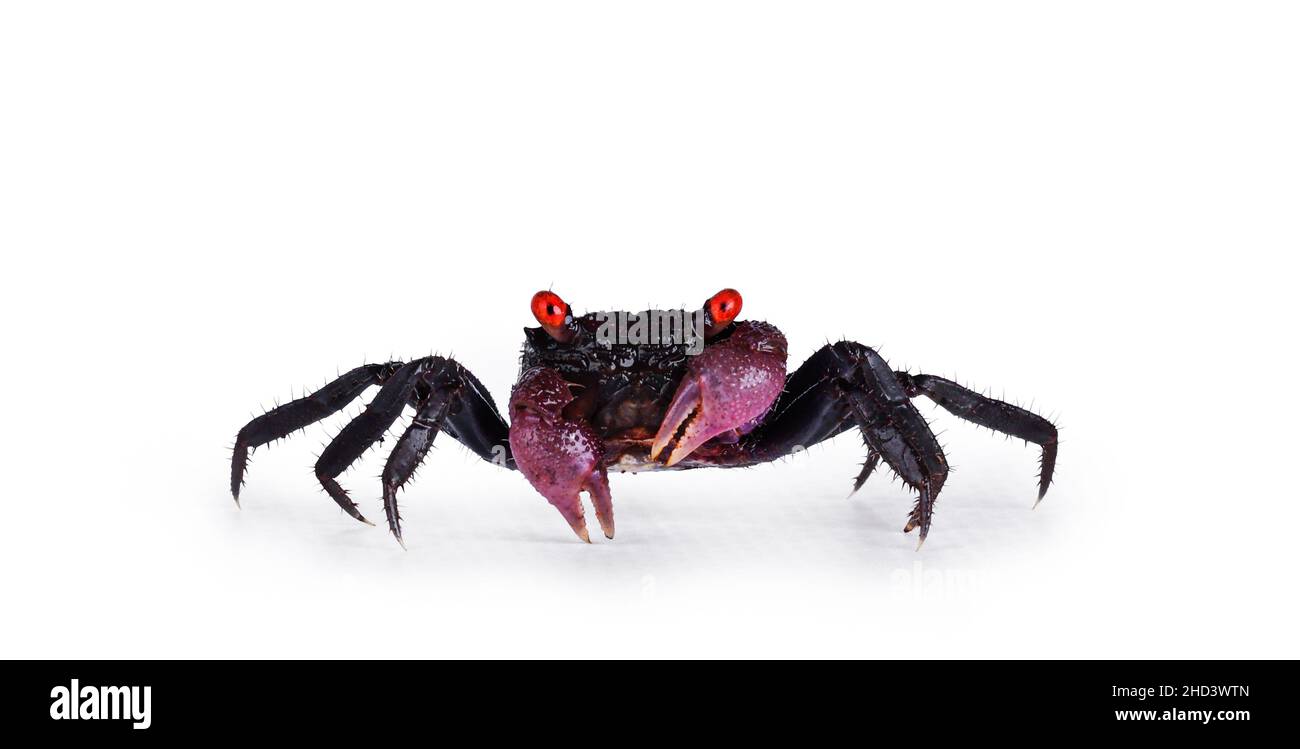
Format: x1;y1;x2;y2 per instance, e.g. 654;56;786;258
2;2;1296;658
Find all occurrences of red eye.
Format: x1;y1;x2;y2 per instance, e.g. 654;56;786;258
707;288;743;327
531;290;569;329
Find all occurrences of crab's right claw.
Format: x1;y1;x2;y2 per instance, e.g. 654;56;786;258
509;367;616;541
651;322;788;467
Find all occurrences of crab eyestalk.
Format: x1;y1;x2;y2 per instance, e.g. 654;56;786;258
650;321;787;466
702;287;743;338
531;290;577;343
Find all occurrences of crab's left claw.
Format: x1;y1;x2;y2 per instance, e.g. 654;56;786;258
651;322;787;466
509;367;616;541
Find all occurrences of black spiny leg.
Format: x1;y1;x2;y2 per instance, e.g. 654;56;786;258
743;341;950;546
232;362;402;503
743;342;1059;545
380;359;514;546
433;365;515;470
901;373;1059;505
313;359;434;525
851;451;881;495
233;356;512;537
840;345;949;543
381;397;450;547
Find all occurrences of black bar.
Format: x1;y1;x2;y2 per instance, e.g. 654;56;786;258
0;660;1284;738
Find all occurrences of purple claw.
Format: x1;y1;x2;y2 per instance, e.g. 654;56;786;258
509;367;615;541
650;322;787;466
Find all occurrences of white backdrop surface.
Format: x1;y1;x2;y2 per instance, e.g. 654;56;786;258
2;2;1296;658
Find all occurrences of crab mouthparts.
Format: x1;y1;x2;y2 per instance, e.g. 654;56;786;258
649;379;709;467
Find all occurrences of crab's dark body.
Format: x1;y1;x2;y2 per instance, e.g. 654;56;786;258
518;315;746;472
521;320;682;449
231;290;1058;548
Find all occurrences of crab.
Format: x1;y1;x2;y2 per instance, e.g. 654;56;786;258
231;289;1058;548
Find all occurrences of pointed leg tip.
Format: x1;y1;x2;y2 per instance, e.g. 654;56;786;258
387;516;407;548
577;528;591;543
360;516;376;526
